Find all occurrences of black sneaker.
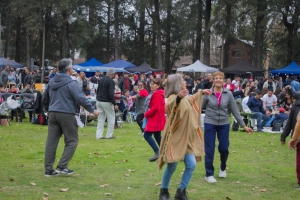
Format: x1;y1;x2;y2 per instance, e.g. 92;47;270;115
55;167;74;175
44;170;59;177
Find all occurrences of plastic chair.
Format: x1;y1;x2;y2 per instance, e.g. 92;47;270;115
126;111;136;124
19;93;36;122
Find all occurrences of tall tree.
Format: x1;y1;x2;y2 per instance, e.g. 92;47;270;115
164;0;172;73
154;0;163;69
203;0;211;66
195;0;203;62
114;0;119;60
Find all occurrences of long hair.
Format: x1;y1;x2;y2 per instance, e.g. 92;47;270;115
164;74;182;98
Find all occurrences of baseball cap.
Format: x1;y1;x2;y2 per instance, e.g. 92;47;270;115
72;70;77;75
279;108;285;113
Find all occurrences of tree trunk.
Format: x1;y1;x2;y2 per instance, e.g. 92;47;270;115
154;0;163;69
61;9;69;58
222;1;232;69
26;30;31;70
138;3;145;65
106;1;111;62
151;23;156;69
15;15;21;62
164;0;171;73
195;0;203;62
282;3;295;64
291;5;299;62
254;1;267;69
203;0;211;66
114;0;119;60
4;19;10;58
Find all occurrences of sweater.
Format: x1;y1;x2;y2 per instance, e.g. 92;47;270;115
96;76;116;105
158;90;205;170
202;89;245;127
135;89;149;115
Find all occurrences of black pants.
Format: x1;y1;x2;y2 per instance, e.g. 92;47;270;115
136;113;144;132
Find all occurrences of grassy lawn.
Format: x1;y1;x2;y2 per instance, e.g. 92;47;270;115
0;118;299;200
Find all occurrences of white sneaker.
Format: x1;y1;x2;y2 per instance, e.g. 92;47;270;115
219;169;226;178
205;176;217;183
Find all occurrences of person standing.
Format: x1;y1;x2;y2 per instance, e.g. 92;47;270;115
143;78;165;162
184;74;194;94
281;99;300;189
202;71;253;183
158;74;211;200
202;73;213;89
24;68;33;88
42;58;99;177
0;65;10;87
91;70;101;84
118;72;133;94
95;68;118;139
129;80;149;133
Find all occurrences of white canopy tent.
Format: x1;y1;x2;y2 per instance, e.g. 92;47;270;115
176;60;218;73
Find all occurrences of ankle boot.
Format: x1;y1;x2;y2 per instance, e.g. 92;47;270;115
158;188;170;200
149;150;159;162
174;188;188;200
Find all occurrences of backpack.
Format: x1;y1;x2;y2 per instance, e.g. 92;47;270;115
38;114;48;125
21;95;35;109
272;120;283;132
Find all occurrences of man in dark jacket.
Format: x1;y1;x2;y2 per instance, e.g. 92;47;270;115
247;90;270;132
118;72;133;94
184;74;194;94
193;77;203;94
96;68;118;139
203;73;213;89
90;70;101;84
0;65;9;86
42;58;99;177
24;68;33;88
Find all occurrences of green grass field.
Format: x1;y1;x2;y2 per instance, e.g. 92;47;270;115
0;118;299;200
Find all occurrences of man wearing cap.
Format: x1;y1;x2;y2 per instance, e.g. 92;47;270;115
263;77;276;92
91;70;101;84
247;90;270;132
118;72;133;94
274;108;288;123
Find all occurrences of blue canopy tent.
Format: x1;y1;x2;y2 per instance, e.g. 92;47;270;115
73;66;125;73
270;61;300;75
102;59;136;69
0;57;24;69
77;57;104;67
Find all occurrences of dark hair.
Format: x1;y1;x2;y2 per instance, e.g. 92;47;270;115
0;83;3;87
138;80;147;90
255;90;262;95
151;78;164;89
268;89;273;92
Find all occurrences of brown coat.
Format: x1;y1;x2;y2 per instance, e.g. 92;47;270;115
158;90;205;170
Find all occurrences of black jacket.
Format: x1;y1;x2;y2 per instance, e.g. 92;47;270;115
203;79;212;89
281;100;300;142
96;76;116;105
118;77;133;93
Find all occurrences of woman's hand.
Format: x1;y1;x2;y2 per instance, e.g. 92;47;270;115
243;126;253;134
288;138;298;150
202;89;212;96
178;89;189;98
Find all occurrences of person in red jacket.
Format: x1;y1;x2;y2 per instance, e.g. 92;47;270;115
144;78;166;162
224;78;235;92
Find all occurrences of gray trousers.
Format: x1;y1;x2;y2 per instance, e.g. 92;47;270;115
44;112;78;173
96;101;115;139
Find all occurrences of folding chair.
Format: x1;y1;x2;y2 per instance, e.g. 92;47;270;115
126;111;136;124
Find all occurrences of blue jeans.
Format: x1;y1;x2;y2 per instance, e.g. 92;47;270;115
250;112;270;130
161;154;196;190
144;131;161;152
204;123;230;177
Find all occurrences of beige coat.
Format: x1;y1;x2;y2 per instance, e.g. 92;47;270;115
158;90;205;170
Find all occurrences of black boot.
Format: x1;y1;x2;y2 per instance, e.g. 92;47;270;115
149;150;159;162
158;188;170;200
174;188;188;200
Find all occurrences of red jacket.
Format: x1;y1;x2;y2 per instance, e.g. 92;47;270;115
144;89;166;132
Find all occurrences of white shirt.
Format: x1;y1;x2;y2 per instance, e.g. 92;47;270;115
232;80;240;92
261;94;277;107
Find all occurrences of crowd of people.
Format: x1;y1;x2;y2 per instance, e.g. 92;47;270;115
2;59;300;199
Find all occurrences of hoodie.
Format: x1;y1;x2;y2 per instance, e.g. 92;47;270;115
144;89;166;132
42;73;94;114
